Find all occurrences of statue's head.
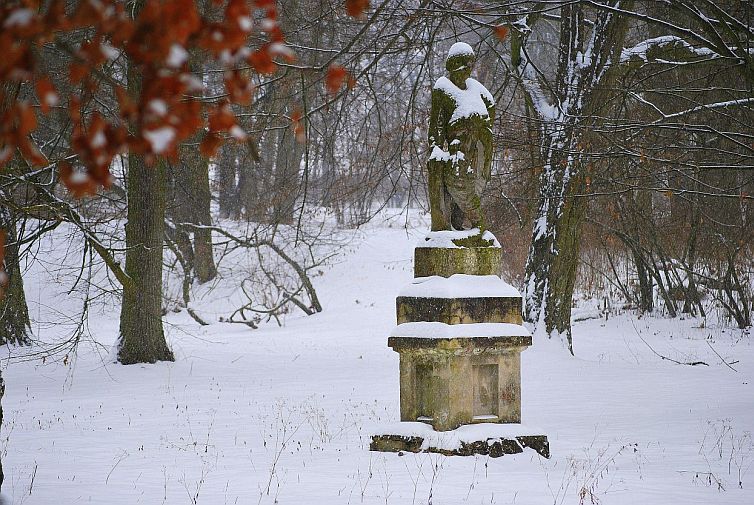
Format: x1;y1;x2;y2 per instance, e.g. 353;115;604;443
445;42;475;82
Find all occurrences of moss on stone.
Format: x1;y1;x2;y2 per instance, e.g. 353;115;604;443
414;246;501;278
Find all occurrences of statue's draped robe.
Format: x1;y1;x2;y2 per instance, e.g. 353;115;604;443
428;77;495;231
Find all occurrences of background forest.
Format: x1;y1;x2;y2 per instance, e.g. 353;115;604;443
2;0;751;354
0;1;753;500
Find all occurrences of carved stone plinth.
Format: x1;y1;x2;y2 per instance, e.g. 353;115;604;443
397;273;523;325
389;331;530;431
372;230;548;458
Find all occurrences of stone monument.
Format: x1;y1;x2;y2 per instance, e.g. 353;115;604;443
427;42;494;234
370;43;548;459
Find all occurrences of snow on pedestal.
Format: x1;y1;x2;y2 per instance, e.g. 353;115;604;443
371;230;549;458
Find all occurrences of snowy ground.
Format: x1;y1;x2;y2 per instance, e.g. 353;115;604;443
2;212;753;504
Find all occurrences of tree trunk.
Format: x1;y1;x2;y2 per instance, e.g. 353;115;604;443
271;100;304;225
632;248;654;313
0;80;31;346
0;197;31;345
218;144;238;219
523;129;585;354
169;152;217;285
184;49;216;283
189;154;216;283
117;0;174;363
118;155;173;364
517;2;632;351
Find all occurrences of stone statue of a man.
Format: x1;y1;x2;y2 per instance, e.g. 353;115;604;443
428;42;495;232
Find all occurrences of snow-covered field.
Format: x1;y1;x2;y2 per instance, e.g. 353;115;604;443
2;212;753;504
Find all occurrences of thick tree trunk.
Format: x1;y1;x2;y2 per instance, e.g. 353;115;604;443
117;156;173;364
632;249;654;313
1;81;31;347
518;2;631;352
184;49;216;284
169;152;217;284
0;200;31;346
523;130;585;354
115;0;171;364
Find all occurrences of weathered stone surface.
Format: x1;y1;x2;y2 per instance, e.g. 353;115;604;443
389;336;528;431
516;435;551;459
370;433;550;459
369;434;424;453
414;245;501;278
427;43;495;232
396;295;522;325
388;335;531;351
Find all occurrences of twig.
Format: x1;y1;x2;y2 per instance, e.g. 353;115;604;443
706;340;738;372
29;461;37;495
632;321;709;366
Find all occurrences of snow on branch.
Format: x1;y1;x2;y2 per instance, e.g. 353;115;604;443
659;97;754;122
621;35;718;63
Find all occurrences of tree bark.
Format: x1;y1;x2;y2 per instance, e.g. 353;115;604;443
218;144;238;219
118;156;173;364
0;80;31;346
188;154;216;283
516;2;632;351
117;38;173;364
0;204;31;345
184;48;216;283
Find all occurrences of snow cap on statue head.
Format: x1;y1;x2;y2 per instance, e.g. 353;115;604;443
446;42;475;72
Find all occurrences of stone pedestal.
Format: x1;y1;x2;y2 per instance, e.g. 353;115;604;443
371;230;548;458
390;332;529;431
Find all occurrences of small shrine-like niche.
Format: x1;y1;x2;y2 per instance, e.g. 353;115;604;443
473;363;499;420
416;363;447;422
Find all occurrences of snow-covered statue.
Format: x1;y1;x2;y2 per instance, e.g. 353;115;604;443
428;42;495;232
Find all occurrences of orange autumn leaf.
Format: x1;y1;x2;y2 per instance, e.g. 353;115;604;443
18;103;37;136
35;77;58;114
326;65;348;95
208;105;237;132
59;161;98;198
494;25;509;41
70;63;88;84
200;132;223;157
345;0;369;18
248;47;276;74
225;71;254;105
291;109;305;143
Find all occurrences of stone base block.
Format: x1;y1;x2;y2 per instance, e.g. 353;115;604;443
397;274;523;325
415;246;500;278
414;229;501;278
370;422;549;458
388;331;531;431
397;296;522;325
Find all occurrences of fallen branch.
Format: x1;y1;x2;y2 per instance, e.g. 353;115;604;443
630;320;710;366
637;334;709;366
187;308;209;326
706;340;739;372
